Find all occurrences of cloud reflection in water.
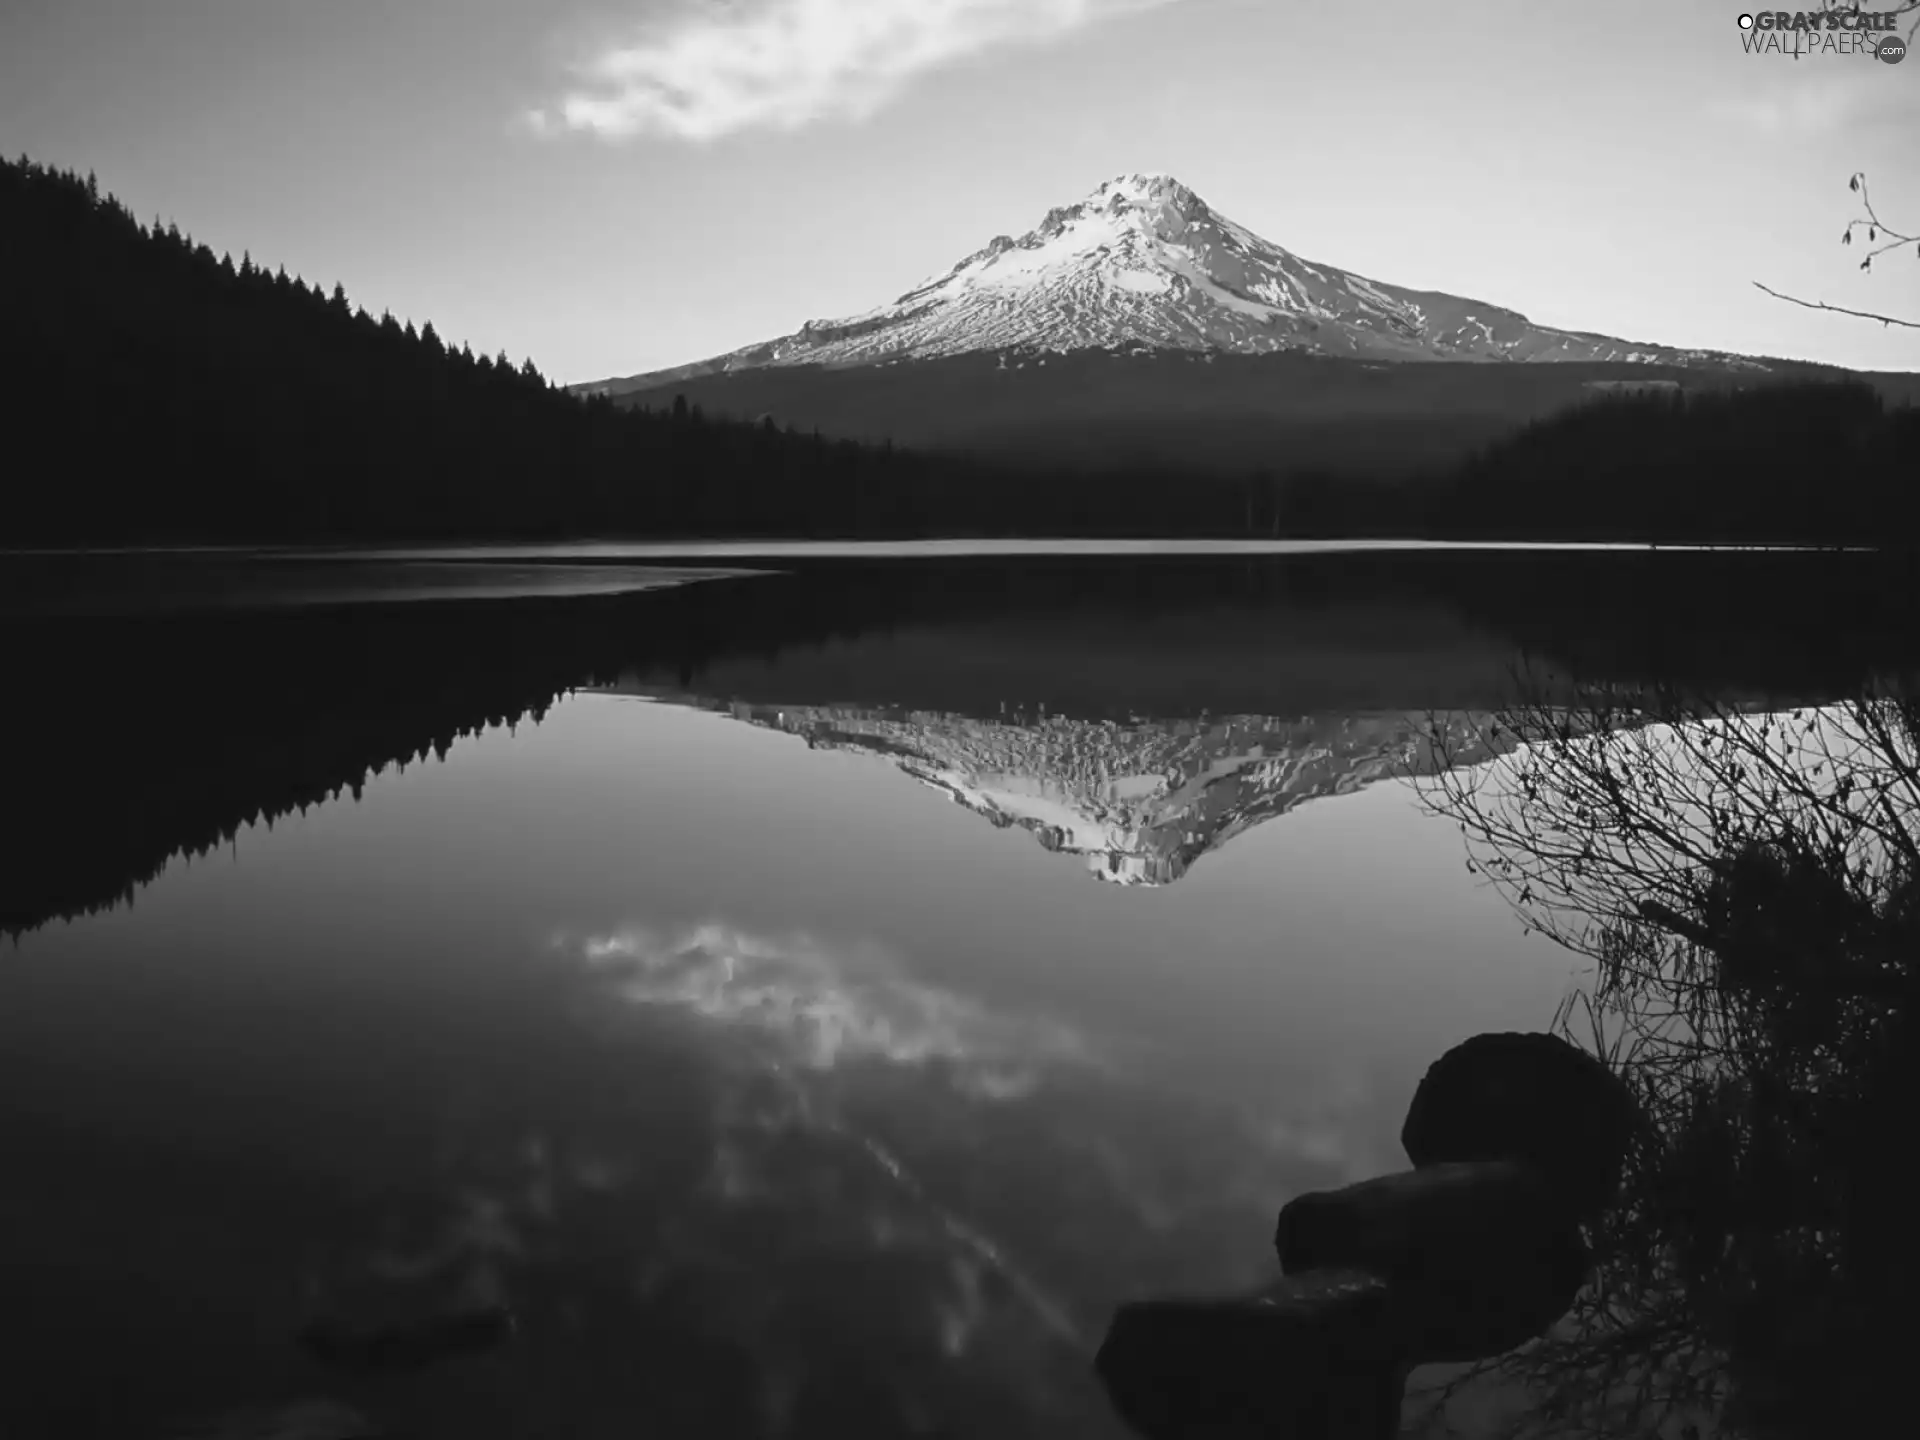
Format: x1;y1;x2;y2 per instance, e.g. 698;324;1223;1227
313;921;1397;1436
566;921;1099;1354
573;921;1097;1099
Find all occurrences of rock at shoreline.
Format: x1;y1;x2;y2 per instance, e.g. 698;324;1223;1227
1400;1031;1636;1218
1274;1161;1590;1363
1095;1269;1405;1439
1095;1032;1635;1436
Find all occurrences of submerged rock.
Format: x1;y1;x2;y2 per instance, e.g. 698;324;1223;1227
166;1399;379;1439
1094;1269;1406;1439
297;1304;516;1375
1274;1161;1589;1363
1275;1161;1566;1274
1400;1030;1636;1218
1095;1033;1635;1436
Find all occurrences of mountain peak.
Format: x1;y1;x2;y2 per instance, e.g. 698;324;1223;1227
621;699;1515;889
588;175;1772;386
1092;172;1205;213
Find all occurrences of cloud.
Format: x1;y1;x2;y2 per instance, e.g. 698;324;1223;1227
566;922;1094;1090
529;0;1170;142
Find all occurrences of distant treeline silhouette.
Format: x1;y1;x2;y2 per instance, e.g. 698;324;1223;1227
0;578;796;938
0;156;1032;544
1270;381;1920;545
3;154;1915;546
8;550;1920;939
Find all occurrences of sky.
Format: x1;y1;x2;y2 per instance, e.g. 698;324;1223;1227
3;0;1917;383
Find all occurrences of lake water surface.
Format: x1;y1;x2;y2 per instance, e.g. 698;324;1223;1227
2;548;1913;1439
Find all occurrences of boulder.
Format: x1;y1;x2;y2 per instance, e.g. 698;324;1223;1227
1095;1269;1405;1439
1274;1162;1589;1364
1400;1031;1636;1218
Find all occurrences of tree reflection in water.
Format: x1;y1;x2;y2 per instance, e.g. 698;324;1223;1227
1411;667;1918;1440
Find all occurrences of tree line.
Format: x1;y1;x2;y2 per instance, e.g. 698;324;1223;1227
1363;380;1920;546
3;154;1915;548
0;155;1042;544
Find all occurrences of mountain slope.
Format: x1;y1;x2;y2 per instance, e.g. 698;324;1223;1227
586;173;1771;394
584;347;1821;478
577;172;1826;475
620;697;1509;887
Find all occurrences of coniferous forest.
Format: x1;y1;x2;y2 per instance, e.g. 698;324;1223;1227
1276;381;1920;545
3;153;1916;548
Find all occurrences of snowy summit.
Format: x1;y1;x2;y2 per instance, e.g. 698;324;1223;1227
631;697;1512;889
599;172;1760;387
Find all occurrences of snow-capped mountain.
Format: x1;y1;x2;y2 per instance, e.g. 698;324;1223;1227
588;172;1764;392
622;696;1509;887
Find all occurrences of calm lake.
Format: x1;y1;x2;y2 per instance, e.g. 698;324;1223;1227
2;545;1914;1439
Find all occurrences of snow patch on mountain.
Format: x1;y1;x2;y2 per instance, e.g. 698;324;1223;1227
587;172;1768;392
620;695;1512;887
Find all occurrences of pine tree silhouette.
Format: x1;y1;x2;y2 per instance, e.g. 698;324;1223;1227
2;152;1913;549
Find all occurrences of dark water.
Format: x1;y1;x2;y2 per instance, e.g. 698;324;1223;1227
0;552;755;617
1;550;1914;1439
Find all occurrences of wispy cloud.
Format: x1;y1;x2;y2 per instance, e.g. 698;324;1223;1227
530;0;1170;142
565;922;1095;1090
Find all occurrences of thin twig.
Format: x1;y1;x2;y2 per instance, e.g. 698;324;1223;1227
1840;172;1919;263
1748;282;1920;329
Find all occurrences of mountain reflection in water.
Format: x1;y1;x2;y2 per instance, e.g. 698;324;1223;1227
2;548;1918;1440
605;702;1509;886
6;547;1916;937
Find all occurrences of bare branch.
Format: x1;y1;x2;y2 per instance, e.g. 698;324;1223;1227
1840;171;1920;266
1410;673;1920;1439
1755;161;1920;327
1816;0;1920;22
1748;281;1920;330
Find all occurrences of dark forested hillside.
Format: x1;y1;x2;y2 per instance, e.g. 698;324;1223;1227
587;346;1870;480
2;155;1915;547
1425;381;1920;543
0;156;1052;545
1268;381;1920;545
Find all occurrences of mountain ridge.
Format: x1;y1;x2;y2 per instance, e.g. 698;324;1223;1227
583;172;1775;397
610;693;1511;887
